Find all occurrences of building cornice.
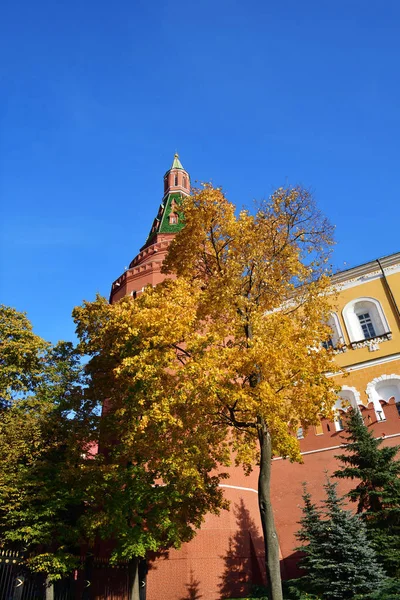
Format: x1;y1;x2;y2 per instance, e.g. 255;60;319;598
331;252;400;288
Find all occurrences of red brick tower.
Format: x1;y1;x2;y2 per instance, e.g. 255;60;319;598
109;154;190;304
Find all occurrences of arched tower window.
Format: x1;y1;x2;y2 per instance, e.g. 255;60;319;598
174;174;178;186
342;297;390;344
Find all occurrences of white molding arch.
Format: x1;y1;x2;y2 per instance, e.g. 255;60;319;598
328;312;345;347
342;297;390;343
338;386;363;411
366;374;400;421
334;386;362;431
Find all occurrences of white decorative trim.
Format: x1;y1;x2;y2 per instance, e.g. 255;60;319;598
219;484;258;494
366;374;400;399
332;258;400;291
351;332;392;350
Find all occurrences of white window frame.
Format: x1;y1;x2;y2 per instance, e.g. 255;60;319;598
342;297;390;343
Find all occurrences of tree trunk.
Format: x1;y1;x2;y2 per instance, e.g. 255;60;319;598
128;558;140;600
45;576;54;600
257;417;283;600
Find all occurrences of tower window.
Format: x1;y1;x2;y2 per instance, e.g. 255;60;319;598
174;175;178;186
169;213;178;224
357;313;376;339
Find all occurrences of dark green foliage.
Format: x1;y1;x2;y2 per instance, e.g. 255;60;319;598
367;578;400;600
294;478;387;599
334;408;400;577
0;305;49;407
0;309;99;579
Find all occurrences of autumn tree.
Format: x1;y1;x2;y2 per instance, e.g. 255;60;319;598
0;306;98;591
73;293;230;600
160;184;339;600
75;185;339;600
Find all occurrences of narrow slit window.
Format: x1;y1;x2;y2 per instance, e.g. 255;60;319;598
174;175;178;186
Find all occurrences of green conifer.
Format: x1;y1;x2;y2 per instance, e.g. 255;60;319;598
335;408;400;576
295;478;387;599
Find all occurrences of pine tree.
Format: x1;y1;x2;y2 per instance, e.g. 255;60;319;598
295;478;387;599
334;408;400;577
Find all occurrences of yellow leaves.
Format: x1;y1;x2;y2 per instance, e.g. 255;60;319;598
74;182;339;525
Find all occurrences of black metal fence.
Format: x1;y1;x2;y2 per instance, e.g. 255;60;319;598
0;551;130;600
0;550;43;600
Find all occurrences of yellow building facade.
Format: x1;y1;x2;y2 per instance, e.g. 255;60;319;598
330;252;400;426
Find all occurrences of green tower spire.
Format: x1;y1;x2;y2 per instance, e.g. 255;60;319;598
140;154;190;250
171;153;184;170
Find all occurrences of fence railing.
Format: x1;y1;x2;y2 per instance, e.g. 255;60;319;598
0;551;131;600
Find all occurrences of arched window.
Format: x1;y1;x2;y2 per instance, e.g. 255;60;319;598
322;313;345;350
174;174;178;186
366;375;400;420
342;297;390;345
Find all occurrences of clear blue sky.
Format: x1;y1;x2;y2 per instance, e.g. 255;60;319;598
1;0;399;344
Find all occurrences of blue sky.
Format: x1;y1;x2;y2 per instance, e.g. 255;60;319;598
1;0;399;344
